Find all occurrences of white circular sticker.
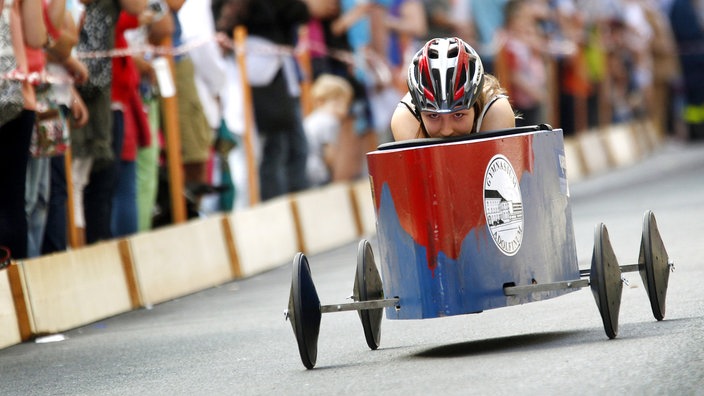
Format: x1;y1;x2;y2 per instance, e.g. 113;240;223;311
483;155;524;256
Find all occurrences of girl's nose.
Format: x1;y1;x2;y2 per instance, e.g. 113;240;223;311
438;117;455;137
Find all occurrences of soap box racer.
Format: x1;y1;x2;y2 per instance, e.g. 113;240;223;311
285;124;673;369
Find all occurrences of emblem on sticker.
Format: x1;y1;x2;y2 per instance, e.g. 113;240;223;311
483;154;524;256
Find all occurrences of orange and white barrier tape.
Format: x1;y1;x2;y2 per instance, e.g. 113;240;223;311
0;33;358;85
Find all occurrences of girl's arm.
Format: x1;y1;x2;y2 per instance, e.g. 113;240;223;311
119;0;147;15
69;85;89;127
21;0;48;48
46;11;77;62
164;0;185;12
62;55;89;85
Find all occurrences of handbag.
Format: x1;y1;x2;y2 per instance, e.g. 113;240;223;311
0;0;24;126
30;85;70;157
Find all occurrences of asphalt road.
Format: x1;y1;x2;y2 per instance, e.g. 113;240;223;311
1;140;703;396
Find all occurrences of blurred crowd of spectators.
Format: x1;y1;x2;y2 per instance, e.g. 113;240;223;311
1;0;702;262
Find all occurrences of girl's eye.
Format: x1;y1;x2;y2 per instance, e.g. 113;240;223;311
453;113;465;120
427;113;440;120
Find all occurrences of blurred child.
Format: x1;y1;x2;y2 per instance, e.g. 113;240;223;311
304;74;354;187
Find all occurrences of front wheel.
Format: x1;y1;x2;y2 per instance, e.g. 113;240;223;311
288;253;322;369
590;223;623;339
639;210;670;321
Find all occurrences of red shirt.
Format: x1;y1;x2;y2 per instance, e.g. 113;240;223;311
26;0;63;76
112;11;150;161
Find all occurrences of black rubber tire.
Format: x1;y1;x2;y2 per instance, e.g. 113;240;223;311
354;239;384;350
639;210;670;321
288;253;321;369
590;223;623;339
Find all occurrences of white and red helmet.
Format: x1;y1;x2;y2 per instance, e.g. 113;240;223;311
407;37;485;114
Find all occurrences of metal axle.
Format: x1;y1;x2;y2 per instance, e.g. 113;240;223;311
320;298;400;314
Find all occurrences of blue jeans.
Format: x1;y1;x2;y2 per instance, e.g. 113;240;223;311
84;110;123;244
111;160;137;237
259;104;309;201
42;155;68;254
25;156;51;258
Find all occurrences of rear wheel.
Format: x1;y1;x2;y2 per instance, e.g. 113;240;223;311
354;239;384;350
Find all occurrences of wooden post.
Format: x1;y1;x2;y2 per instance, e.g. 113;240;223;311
595;22;612;130
7;265;32;341
234;26;260;206
63;147;79;248
547;57;559;128
493;40;509;88
574;94;587;134
158;36;187;223
348;183;363;237
221;216;242;279
289;196;306;254
598;55;612;130
118;239;142;309
573;47;588;134
296;25;313;117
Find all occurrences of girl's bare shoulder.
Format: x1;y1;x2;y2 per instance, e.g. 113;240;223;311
391;93;421;141
480;97;516;132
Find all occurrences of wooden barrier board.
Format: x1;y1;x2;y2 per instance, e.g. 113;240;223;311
578;129;612;176
0;270;21;349
291;183;358;256
229;196;299;277
129;216;233;306
19;242;133;335
351;179;377;237
640;119;661;153
604;123;640;168
563;136;585;182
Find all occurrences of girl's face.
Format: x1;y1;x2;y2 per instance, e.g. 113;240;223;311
420;108;475;138
320;97;350;120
